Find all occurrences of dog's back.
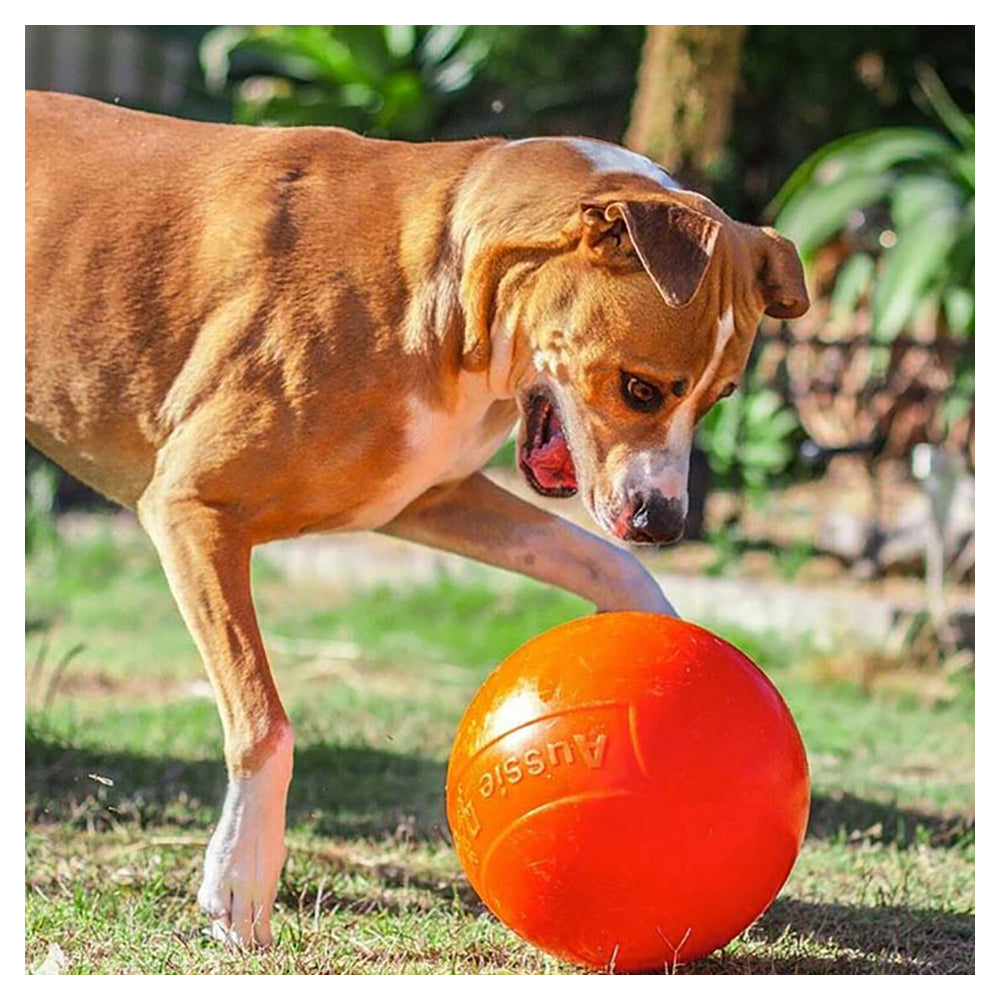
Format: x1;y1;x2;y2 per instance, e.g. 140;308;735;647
25;92;496;506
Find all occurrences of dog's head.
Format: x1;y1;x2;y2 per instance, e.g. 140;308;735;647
495;184;808;545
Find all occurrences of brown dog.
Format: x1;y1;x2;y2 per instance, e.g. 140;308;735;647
25;91;808;945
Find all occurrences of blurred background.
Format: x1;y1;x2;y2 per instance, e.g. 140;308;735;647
25;25;975;974
26;24;975;666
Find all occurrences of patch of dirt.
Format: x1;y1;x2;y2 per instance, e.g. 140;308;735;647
25;666;202;705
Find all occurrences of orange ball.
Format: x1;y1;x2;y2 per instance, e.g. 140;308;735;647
446;612;810;972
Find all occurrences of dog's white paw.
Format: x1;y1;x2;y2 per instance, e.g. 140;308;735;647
198;727;294;947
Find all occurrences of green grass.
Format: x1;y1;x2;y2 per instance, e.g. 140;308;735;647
25;521;974;973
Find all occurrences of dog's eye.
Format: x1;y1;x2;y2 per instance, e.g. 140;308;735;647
621;372;663;413
719;381;738;399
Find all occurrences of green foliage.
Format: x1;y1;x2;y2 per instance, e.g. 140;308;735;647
719;27;973;222
201;25;489;137
772;67;974;343
698;387;801;493
773;538;816;583
199;26;644;141
698;385;803;576
447;25;643;137
704;522;746;578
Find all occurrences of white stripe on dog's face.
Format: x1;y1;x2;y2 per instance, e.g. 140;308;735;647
617;307;736;510
568;138;680;190
505;137;680;190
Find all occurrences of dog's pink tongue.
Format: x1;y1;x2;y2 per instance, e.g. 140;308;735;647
530;422;578;491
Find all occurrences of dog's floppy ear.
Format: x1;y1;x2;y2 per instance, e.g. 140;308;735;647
754;226;810;319
581;199;721;308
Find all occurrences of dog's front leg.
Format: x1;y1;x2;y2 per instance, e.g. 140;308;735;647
139;490;292;947
382;472;676;615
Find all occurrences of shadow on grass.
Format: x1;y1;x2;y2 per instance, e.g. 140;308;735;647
27;727;974;974
692;897;975;974
273;855;972;974
276;854;973;974
25;723;448;841
27;724;973;849
808;791;974;848
278;855;486;920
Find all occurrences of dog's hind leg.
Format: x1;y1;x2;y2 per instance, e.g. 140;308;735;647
382;472;677;616
138;489;292;947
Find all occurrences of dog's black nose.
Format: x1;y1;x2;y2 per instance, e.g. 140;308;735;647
625;491;686;545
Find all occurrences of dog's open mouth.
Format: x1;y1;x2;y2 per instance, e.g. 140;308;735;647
519;391;578;497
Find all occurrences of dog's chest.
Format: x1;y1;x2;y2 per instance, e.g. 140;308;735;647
343;378;517;530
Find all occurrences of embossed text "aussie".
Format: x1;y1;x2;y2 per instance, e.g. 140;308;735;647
479;731;608;798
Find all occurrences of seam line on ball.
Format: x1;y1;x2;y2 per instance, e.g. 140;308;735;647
627;704;652;779
479;788;639;890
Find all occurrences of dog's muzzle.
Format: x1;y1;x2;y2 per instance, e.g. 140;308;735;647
614;489;686;546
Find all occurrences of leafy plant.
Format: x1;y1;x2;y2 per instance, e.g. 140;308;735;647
774;538;816;583
199;26;646;142
770;65;974;343
698;387;802;573
698;387;801;493
704;522;746;577
200;25;489;137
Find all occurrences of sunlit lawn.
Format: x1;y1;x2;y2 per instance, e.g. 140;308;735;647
25;522;974;973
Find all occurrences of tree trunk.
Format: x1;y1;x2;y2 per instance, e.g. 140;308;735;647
625;25;746;187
